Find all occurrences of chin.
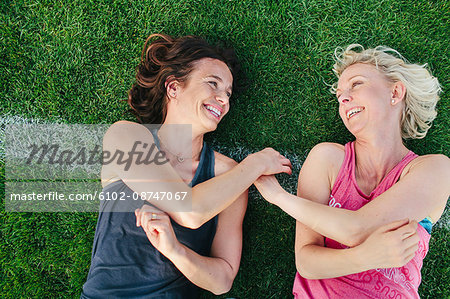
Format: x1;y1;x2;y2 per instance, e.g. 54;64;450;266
200;121;219;133
207;123;219;133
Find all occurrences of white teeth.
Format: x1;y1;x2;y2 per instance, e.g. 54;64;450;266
205;105;221;117
347;107;364;119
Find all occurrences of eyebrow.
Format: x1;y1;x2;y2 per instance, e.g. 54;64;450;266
206;75;223;82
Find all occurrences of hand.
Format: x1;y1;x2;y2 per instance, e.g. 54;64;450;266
254;175;286;204
359;219;420;270
135;205;180;257
249;148;292;176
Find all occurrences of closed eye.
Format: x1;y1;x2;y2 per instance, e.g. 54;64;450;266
352;81;363;88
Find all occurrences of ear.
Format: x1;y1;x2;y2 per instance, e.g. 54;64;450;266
390;81;406;105
165;77;181;100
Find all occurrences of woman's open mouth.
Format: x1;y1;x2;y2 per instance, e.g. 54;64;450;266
204;104;222;120
346;107;365;119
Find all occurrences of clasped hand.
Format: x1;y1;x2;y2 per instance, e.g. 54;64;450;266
359;219;420;269
135;205;179;257
251;148;292;203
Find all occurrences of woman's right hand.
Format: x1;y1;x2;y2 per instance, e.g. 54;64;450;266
135;205;180;258
248;148;292;176
358;219;420;270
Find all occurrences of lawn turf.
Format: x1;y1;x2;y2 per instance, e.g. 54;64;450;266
1;0;449;298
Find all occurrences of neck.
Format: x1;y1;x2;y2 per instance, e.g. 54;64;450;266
159;122;204;162
353;129;409;184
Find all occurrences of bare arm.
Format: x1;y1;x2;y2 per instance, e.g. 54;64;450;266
256;143;450;247
166;189;247;294
136;158;247;294
296;219;419;279
292;143;368;278
103;121;291;229
290;143;419;279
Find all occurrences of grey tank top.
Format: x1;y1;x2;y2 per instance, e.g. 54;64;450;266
81;132;217;298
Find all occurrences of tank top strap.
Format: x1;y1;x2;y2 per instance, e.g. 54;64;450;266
190;142;215;186
377;150;418;190
331;141;355;195
335;141;418;199
148;126;161;149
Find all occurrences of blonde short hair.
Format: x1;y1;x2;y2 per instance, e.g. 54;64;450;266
331;44;442;139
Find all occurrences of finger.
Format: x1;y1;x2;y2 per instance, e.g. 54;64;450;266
398;228;416;240
395;223;418;239
282;166;292;175
140;211;150;227
380;219;410;232
142;211;168;226
146;219;168;235
402;231;420;247
143;211;159;222
403;241;419;258
403;252;416;265
280;157;292;167
144;222;160;237
135;209;140;227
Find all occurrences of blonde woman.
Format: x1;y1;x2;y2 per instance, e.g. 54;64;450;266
255;45;449;298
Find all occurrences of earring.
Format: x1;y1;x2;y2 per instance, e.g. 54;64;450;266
391;99;395;104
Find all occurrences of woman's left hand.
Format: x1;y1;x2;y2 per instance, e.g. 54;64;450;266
135;206;180;257
254;175;285;204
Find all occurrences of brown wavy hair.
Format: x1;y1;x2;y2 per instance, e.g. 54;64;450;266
128;34;239;124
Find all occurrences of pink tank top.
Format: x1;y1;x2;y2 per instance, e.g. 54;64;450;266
293;141;430;299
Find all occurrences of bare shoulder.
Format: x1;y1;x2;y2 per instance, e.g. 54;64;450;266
407;154;450;177
214;151;238;176
104;120;147;137
308;142;345;161
297;143;346;201
103;121;155;147
303;142;345;176
404;154;450;222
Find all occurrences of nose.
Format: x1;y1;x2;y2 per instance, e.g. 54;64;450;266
215;91;229;106
338;90;352;104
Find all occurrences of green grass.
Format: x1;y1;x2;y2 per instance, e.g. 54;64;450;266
1;0;449;298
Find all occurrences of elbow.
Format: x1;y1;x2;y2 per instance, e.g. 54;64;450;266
211;279;233;295
295;245;323;280
296;260;320;280
297;268;316;280
184;220;203;230
296;255;316;280
295;248;312;279
210;275;234;296
170;212;205;229
210;267;235;295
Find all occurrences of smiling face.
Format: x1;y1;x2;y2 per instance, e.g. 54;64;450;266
335;63;395;136
165;58;233;133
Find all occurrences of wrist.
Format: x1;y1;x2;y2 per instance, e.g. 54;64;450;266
243;154;265;175
166;240;185;262
350;243;371;272
271;189;287;205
